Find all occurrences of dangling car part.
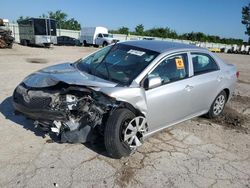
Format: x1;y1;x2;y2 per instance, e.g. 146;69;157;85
13;40;237;158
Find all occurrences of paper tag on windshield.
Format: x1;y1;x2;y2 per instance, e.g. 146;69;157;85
175;58;184;69
127;49;145;56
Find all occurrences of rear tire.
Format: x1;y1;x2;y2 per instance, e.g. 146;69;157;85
83;40;87;47
104;108;135;159
207;91;227;119
44;43;51;48
22;40;27;46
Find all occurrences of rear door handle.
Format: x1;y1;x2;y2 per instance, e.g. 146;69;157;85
184;85;194;91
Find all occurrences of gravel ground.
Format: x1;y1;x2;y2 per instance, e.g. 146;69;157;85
0;44;250;188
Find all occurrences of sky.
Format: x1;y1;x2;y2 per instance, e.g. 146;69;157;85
1;0;249;41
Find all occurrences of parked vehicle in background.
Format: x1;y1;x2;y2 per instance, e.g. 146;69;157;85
208;47;221;53
239;45;250;55
80;26;119;47
56;36;80;46
13;40;238;158
228;45;240;54
0;18;14;48
220;46;230;53
18;18;57;47
239;45;245;54
143;37;155;40
244;46;250;55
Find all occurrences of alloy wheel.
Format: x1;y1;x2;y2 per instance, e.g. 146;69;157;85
123;116;147;150
213;95;226;116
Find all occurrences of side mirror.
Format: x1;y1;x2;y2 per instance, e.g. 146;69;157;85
144;76;162;89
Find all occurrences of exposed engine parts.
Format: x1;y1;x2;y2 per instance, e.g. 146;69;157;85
13;83;116;143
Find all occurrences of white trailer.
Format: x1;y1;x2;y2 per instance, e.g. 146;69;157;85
80;26;118;47
18;18;57;47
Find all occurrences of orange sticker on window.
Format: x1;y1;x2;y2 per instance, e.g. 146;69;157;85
175;58;184;69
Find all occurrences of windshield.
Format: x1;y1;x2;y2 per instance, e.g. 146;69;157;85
103;34;113;38
76;43;159;85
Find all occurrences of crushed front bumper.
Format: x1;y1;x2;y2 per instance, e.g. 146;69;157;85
12;83;66;121
12;83;98;143
12;101;67;121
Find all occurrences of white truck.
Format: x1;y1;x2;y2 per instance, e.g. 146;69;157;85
80;27;119;47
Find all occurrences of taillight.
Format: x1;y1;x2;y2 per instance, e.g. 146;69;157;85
236;71;239;78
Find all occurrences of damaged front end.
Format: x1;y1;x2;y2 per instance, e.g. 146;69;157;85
13;82;117;143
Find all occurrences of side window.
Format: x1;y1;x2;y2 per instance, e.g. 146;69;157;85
191;53;219;75
148;53;189;85
98;33;103;38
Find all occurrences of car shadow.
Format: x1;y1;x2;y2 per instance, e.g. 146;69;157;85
0;97;48;138
0;96;109;157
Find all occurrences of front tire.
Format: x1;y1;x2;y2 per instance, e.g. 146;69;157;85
104;108;147;158
102;41;108;47
207;91;227;118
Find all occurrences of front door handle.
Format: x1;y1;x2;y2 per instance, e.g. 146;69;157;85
184;85;194;92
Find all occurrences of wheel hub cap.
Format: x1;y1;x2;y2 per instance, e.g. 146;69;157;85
123;116;147;149
213;95;225;115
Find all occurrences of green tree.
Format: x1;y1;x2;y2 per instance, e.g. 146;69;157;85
143;27;178;39
17;10;81;30
242;3;250;42
118;27;129;35
144;27;167;38
135;24;144;35
48;10;67;29
108;25;243;45
47;10;80;30
17;16;30;22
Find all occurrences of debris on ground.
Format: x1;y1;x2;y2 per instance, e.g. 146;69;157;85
0;19;14;49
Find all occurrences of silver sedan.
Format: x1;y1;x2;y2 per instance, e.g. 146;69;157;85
13;40;238;158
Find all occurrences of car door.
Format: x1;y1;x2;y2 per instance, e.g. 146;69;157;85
95;33;103;45
145;53;193;132
187;52;221;114
64;37;69;45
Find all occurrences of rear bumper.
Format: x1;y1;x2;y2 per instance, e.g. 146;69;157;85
35;35;57;45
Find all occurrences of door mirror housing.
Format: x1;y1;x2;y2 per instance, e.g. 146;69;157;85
144;76;162;89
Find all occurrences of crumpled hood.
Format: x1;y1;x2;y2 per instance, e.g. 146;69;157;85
23;63;117;88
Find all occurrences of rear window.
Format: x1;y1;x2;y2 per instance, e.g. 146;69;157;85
191;53;219;75
34;19;46;35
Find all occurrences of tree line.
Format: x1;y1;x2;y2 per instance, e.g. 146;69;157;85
17;10;81;30
16;6;250;45
110;24;243;45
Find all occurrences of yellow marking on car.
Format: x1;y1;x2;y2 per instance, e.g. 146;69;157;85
175;58;184;69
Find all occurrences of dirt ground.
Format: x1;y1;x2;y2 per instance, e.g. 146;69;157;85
0;44;250;188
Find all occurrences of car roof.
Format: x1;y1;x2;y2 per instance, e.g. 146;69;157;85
121;40;202;53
